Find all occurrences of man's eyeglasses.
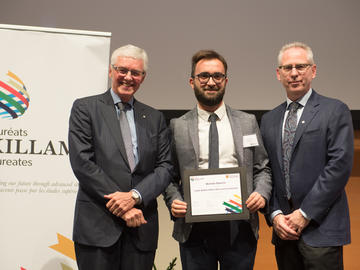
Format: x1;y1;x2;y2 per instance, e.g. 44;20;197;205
193;72;227;84
112;65;145;78
278;64;312;74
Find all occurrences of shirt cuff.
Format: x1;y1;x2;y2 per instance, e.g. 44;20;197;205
270;210;283;223
299;208;310;220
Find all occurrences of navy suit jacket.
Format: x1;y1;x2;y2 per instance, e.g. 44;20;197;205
260;90;353;247
68;89;173;251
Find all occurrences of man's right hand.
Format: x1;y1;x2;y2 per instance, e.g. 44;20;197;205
121;208;147;227
171;199;187;218
273;214;300;240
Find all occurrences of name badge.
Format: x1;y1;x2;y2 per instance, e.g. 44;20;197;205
243;134;259;147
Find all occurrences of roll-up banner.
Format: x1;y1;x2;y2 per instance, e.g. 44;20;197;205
0;24;111;270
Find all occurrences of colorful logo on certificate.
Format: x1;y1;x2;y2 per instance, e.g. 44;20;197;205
0;71;30;119
223;194;243;213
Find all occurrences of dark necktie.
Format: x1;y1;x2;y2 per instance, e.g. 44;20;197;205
207;113;232;248
282;102;301;198
117;102;135;172
208;113;219;169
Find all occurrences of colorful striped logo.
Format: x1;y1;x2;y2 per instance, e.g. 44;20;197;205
223;194;243;213
0;71;30;119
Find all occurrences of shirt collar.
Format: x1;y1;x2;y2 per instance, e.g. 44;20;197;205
286;88;312;109
110;88;134;107
197;102;226;122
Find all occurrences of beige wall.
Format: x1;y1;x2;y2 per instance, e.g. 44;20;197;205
1;0;360;110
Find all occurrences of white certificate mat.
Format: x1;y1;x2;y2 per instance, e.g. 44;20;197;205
183;167;249;223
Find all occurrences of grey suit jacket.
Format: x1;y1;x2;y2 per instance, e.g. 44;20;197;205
68;89;173;251
164;105;272;243
260;90;353;247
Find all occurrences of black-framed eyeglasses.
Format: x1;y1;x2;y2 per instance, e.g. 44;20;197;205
112;65;145;78
278;64;312;74
193;72;227;84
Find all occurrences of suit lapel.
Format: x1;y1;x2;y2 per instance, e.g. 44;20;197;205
276;103;287;171
98;90;129;168
292;91;320;151
226;106;244;165
133;100;147;169
186;109;200;167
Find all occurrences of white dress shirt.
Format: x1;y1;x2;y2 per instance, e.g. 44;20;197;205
271;88;313;222
197;102;238;169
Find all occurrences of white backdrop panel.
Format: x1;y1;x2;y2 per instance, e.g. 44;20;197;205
0;24;111;270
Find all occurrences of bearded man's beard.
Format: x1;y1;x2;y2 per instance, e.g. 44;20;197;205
194;85;225;107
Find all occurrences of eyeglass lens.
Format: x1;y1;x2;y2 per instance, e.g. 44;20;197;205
197;72;226;83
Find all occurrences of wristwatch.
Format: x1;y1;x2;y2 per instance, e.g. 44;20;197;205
131;190;140;205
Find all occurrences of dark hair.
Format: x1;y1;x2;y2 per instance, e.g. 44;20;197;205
191;50;228;77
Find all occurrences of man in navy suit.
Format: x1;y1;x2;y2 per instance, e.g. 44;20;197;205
260;42;354;270
68;44;173;270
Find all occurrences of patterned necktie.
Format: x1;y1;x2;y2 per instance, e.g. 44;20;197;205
208;113;219;169
117;102;135;172
282;102;301;198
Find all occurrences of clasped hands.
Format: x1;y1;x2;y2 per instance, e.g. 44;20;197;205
104;191;147;228
171;191;266;218
273;209;310;240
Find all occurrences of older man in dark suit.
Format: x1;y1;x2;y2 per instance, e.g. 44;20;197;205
68;44;173;270
260;42;354;270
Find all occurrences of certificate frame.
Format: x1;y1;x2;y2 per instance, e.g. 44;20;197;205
183;167;249;223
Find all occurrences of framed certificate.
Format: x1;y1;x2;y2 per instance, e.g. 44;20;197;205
183;167;249;223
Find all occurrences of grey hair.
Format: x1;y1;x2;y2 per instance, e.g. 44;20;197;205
278;42;314;66
110;44;149;71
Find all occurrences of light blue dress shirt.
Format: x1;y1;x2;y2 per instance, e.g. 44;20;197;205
110;89;142;203
110;89;139;165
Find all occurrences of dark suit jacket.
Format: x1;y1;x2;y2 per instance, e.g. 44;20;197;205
260;90;353;247
68;89;173;251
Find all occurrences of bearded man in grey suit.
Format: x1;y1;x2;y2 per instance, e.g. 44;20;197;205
164;49;272;270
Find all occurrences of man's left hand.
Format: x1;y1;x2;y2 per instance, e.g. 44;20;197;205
246;192;265;213
284;209;310;234
104;191;136;217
